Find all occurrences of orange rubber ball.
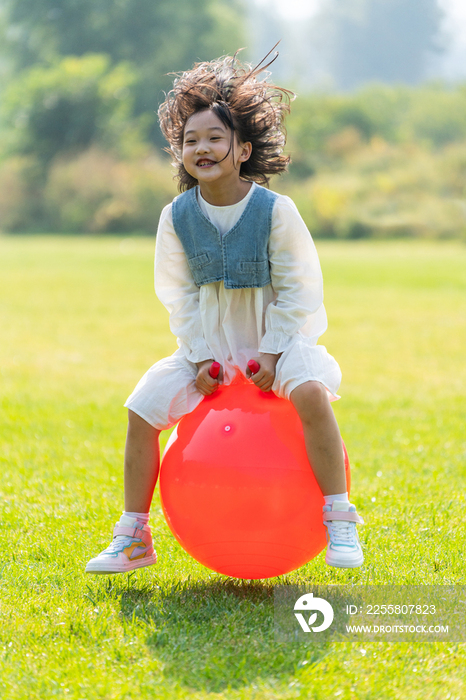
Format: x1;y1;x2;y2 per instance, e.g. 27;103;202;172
160;374;350;579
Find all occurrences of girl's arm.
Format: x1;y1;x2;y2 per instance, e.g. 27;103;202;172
259;195;327;355
154;204;213;364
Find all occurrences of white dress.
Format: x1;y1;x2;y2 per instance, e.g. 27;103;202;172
125;182;342;430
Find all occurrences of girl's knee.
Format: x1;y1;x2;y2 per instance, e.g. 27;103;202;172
290;381;329;417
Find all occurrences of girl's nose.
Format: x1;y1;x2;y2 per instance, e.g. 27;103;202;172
195;140;210;154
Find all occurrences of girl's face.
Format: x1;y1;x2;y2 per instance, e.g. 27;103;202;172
182;109;251;188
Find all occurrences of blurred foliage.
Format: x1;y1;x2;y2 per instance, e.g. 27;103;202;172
0;0;246;232
277;83;466;239
0;155;44;231
0;0;245;146
0;54;148;164
45;148;174;234
1;82;466;237
280;139;466;240
0;0;465;238
0;147;175;233
285;83;466;175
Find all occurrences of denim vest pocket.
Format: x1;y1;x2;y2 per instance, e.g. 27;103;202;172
236;259;270;286
238;260;269;274
189;252;211;269
187;252;213;286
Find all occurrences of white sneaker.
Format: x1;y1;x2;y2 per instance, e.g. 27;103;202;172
85;516;157;574
323;501;364;568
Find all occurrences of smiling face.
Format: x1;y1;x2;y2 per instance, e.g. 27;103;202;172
182;109;251;195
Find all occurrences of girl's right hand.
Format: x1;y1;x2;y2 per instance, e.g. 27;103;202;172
246;353;281;392
195;360;223;396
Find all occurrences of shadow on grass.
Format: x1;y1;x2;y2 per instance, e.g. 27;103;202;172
100;575;331;694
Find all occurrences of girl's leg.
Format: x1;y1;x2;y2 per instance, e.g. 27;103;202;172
87;356;201;574
290;381;346;495
124;410;161;513
85;410;160;574
290;381;363;568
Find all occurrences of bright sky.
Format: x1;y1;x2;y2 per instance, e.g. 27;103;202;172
255;0;466;34
253;0;466;82
439;0;466;40
255;0;322;21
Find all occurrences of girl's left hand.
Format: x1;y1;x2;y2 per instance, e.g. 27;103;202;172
246;353;281;392
195;359;223;396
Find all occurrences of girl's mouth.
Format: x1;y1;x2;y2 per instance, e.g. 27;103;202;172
196;159;216;168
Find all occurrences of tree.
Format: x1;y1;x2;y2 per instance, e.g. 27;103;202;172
0;0;246;144
0;54;147;164
318;0;446;90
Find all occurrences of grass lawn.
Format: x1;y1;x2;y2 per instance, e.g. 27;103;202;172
1;235;465;699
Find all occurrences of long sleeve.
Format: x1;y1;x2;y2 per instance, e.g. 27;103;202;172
259;195;327;354
154;204;213;363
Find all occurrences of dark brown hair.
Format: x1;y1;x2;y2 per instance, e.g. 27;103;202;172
158;46;295;191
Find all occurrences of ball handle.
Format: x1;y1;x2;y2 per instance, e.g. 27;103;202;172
209;361;221;379
210;360;259;379
247;359;260;375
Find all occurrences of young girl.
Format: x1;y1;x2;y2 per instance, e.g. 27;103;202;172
86;49;364;574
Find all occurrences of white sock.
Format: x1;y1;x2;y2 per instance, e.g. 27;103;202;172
121;511;150;525
324;492;349;506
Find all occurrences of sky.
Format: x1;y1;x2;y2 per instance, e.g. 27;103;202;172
253;0;466;81
434;0;466;45
255;0;322;21
255;0;466;35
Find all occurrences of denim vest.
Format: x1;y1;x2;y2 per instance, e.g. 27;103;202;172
171;184;278;289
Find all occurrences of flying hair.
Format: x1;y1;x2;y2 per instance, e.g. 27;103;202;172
158;43;295;191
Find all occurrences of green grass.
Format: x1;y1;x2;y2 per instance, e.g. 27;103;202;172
1;235;465;699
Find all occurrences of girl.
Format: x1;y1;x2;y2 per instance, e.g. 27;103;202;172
86;49;364;574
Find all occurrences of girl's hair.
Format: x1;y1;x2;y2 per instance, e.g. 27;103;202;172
158;46;295;191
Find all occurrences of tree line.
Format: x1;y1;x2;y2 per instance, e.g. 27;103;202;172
0;0;245;162
0;0;464;239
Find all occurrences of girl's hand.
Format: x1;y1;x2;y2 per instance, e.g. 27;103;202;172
246;353;281;392
195;359;223;396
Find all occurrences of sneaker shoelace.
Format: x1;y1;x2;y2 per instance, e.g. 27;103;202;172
103;534;138;553
327;519;357;545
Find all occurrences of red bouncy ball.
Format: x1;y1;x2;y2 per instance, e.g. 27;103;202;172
160;373;350;580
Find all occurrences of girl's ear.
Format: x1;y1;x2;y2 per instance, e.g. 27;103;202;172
239;141;252;162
